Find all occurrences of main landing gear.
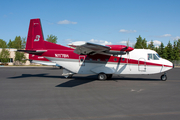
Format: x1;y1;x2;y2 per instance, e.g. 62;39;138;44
98;73;112;80
161;73;167;81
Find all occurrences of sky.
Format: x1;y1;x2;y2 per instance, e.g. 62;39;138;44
0;0;180;47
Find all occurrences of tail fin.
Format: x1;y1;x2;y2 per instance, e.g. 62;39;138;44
25;18;72;51
26;18;45;50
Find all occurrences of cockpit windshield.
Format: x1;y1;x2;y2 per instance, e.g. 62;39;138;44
148;53;160;60
153;54;159;60
156;54;161;58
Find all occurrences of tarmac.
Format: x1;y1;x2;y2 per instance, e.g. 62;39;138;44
0;67;180;120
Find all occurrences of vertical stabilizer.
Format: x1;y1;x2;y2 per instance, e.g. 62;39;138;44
26;18;45;50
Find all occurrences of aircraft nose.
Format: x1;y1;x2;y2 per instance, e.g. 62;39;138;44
162;59;173;72
166;60;173;69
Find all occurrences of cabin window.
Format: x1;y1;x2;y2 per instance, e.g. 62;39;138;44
122;58;125;61
148;54;152;60
114;58;117;61
97;59;100;61
80;59;83;62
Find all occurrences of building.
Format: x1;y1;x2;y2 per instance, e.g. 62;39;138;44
0;48;30;65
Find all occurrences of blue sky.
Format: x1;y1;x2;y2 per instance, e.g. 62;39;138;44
0;0;180;47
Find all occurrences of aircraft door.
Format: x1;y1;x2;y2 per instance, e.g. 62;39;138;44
79;56;85;66
138;58;146;71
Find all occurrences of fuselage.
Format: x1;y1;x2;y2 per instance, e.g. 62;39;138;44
42;48;173;75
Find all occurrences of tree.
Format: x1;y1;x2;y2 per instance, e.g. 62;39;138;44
21;37;26;49
142;38;147;49
46;34;57;43
0;48;10;63
7;39;13;48
172;40;180;60
148;40;155;50
165;41;173;61
159;42;167;59
0;39;7;48
134;35;147;49
12;36;22;49
12;36;26;65
15;52;26;64
177;39;180;50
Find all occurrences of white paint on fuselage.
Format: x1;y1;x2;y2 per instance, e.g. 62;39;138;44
46;49;173;75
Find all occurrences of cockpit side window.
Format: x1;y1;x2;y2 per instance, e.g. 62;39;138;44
153;54;159;60
148;54;152;60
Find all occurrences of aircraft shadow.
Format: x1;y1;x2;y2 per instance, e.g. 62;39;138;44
8;73;96;87
8;73;64;79
8;73;160;87
55;75;97;87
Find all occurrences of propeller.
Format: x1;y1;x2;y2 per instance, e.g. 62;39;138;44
126;38;129;48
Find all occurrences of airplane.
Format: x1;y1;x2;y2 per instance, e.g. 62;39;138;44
18;18;173;81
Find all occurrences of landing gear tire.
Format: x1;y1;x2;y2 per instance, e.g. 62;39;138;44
98;73;107;80
161;74;167;81
64;75;73;78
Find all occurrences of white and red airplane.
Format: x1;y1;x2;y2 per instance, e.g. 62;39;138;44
18;18;173;81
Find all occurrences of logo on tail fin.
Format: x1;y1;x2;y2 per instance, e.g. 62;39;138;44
34;35;40;42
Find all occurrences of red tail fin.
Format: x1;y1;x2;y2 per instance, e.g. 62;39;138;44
26;18;45;50
26;18;72;51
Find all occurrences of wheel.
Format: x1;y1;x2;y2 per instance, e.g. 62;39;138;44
161;74;167;81
107;74;113;79
98;73;107;80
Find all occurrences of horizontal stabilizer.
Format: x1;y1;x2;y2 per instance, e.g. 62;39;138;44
17;50;47;54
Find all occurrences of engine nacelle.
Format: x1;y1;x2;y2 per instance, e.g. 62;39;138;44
106;45;134;52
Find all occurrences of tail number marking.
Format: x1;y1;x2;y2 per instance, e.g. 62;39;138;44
55;54;69;58
34;35;40;42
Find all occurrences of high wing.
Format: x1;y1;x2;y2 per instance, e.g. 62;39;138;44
71;42;110;55
68;42;132;55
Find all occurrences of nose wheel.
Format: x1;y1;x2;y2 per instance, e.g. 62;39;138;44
161;73;167;81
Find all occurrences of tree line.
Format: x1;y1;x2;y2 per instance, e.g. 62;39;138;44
0;34;57;65
134;35;180;61
0;34;179;64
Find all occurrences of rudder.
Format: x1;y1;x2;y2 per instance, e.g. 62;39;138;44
26;18;45;50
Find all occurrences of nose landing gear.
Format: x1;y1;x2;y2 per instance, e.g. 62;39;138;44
161;73;167;81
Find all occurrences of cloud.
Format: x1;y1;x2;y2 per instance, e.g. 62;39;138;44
119;41;127;44
147;40;161;47
57;20;77;24
173;36;180;40
119;29;137;33
119;41;135;47
67;39;112;47
153;40;161;46
89;39;112;45
161;34;171;37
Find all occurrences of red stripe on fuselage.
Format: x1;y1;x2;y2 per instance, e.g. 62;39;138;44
40;50;173;68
